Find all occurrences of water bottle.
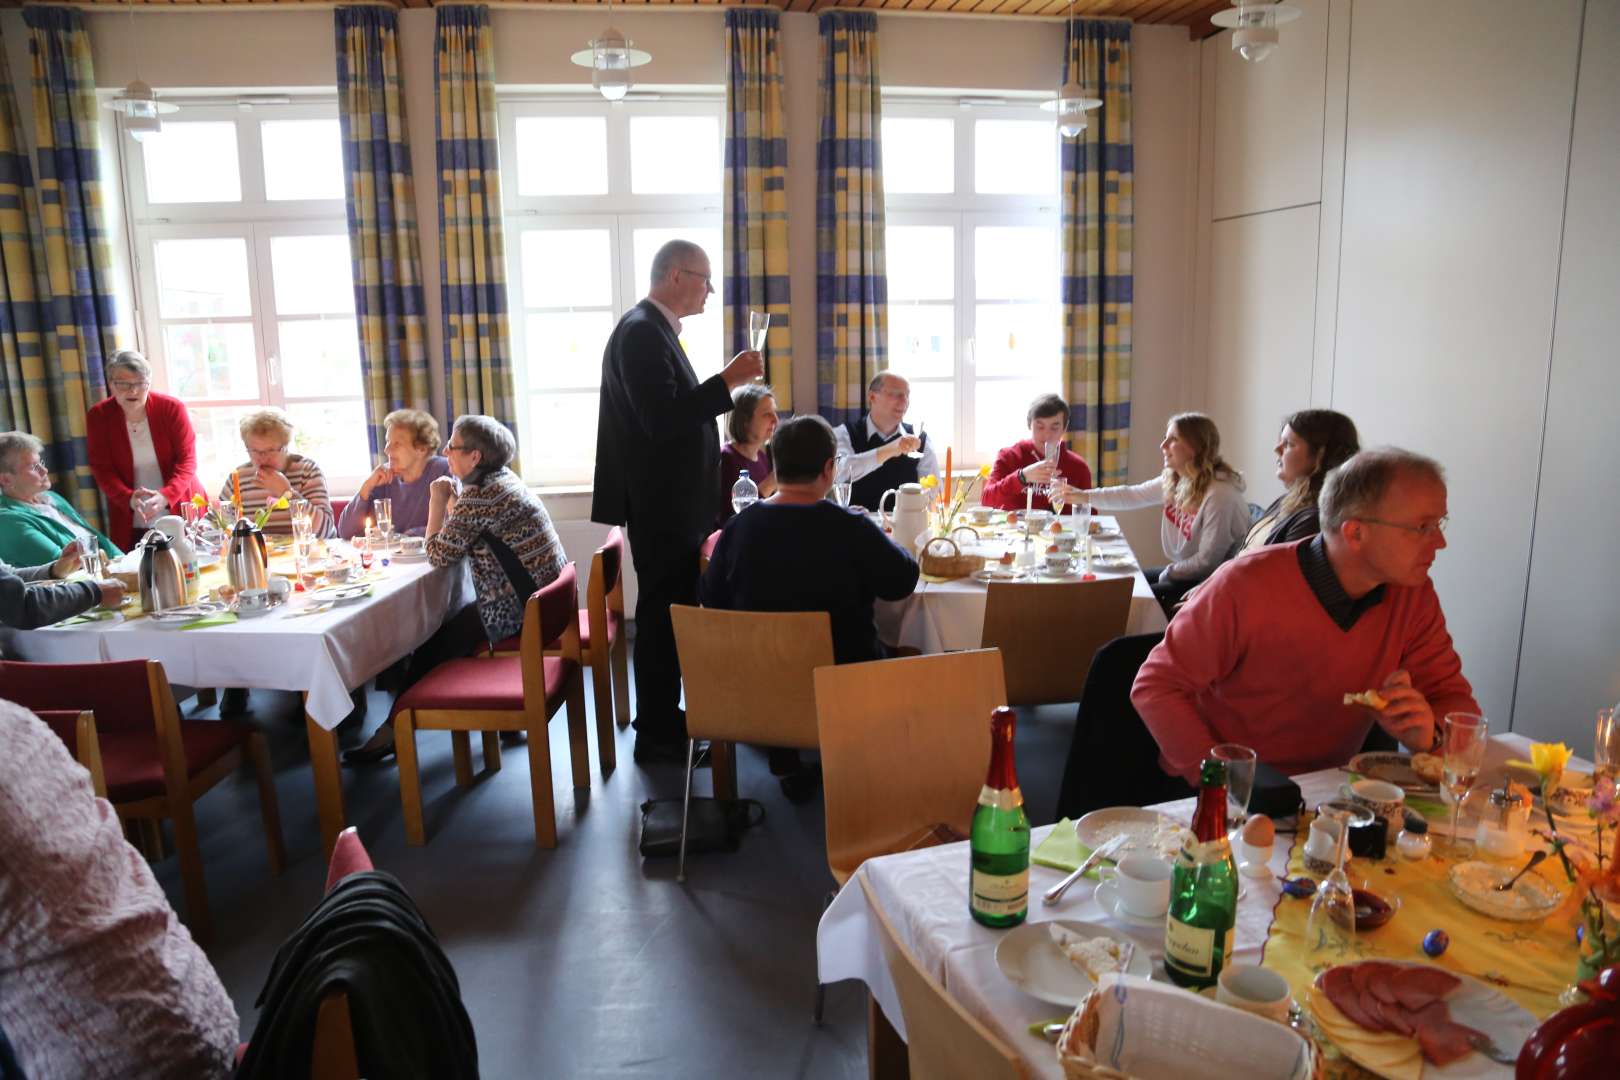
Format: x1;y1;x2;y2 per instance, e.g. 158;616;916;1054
730;471;759;515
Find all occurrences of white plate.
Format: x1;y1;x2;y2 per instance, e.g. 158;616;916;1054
1312;963;1537;1079
994;919;1153;1007
390;549;429;563
1093;879;1166;928
1076;807;1188;860
234;603;275;619
314;583;373;605
972;568;1023;583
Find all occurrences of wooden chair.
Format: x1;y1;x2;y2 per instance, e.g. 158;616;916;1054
543;526;629;770
815;648;1008;885
979;576;1134;706
0;659;285;942
394;562;587;848
669;604;835;881
312;827;372;1080
860;874;1029;1080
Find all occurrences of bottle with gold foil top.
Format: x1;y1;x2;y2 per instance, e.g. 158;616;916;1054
1164;757;1239;988
970;707;1030;928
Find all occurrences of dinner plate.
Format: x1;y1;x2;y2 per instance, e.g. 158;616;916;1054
314;583;373;605
1310;963;1537;1079
972;568;1024;583
1075;807;1189;860
994;919;1153;1007
1348;752;1437;794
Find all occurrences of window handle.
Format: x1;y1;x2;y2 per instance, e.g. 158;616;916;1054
267;355;280;387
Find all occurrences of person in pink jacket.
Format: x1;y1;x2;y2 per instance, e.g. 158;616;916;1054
1131;447;1479;785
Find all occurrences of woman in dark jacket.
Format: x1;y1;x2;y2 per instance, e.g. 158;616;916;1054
1239;409;1360;554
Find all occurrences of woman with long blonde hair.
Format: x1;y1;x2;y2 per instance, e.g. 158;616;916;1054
1079;412;1248;614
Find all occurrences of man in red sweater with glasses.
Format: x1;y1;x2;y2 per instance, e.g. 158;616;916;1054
1132;447;1479;784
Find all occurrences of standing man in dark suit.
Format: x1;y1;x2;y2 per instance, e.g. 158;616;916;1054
592;240;763;763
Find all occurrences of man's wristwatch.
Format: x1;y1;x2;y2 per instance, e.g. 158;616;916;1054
1017;467;1030;490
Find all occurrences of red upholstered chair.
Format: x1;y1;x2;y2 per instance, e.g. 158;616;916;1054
0;659;285;942
330;497;349;526
393;562;587;848
698;527;722;576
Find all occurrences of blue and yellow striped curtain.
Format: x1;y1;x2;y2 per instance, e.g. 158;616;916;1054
723;8;792;412
336;6;431;457
815;11;886;426
0;40;55;446
433;5;515;431
1060;20;1133;484
22;7;121;530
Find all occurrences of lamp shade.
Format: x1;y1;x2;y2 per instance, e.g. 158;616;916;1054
104;78;178;140
570;28;652;102
1040;79;1102;139
1210;3;1302;64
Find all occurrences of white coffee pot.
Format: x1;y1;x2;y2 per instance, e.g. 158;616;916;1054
878;483;928;550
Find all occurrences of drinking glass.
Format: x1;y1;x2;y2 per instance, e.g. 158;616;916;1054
831;453;853;508
1212;744;1258;828
374;498;394;550
905;420;926;460
1441;712;1489;854
78;546;104;580
748;310;770;352
1306;800;1372;957
1596;706;1620;783
359;534;375;571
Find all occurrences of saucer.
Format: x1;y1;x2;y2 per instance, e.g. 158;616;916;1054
1094;879;1166;927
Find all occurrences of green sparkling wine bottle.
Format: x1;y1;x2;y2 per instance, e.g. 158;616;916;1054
970;707;1030;929
1163;757;1238;989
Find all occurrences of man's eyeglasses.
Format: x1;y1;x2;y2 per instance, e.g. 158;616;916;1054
1358;515;1449;538
677;268;714;288
110;380;149;392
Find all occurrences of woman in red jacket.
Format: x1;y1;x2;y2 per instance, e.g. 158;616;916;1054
85;350;207;549
981;393;1094;511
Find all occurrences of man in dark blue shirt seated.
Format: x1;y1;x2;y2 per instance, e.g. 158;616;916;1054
700;415;920;800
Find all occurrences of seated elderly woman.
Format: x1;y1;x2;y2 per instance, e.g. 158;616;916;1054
337;409;451;539
345;415;566;765
980;393;1094;512
217;407;335;537
85;349;206;550
0;432;121;568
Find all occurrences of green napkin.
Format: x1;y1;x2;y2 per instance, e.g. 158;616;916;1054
180;612;239;630
1031;818;1104;877
57;608;119;626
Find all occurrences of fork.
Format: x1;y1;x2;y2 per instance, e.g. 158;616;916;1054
1468;1034;1517;1065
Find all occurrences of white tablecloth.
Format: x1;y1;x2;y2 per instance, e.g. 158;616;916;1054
816;734;1544;1079
1;559;473;729
874;516;1168;654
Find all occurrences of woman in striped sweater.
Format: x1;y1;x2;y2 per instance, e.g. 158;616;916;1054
216;408;336;537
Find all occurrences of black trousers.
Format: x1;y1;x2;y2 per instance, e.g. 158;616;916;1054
627;524;701;742
1143;565;1196;619
399;602;488;695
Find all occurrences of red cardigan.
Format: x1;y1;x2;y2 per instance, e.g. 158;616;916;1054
981;439;1094;511
86;391;207;549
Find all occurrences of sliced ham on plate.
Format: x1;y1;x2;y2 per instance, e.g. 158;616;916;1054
1318;961;1486;1067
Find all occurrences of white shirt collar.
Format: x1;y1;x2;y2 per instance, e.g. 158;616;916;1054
866;416;902;442
646;296;682;337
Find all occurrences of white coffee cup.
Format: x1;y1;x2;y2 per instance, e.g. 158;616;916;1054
1303;816;1342;869
239;588;271;613
1216;965;1292;1022
969;507;994;525
1340;779;1405;839
1044;550;1072;575
267;576;293;602
1096;854;1173;918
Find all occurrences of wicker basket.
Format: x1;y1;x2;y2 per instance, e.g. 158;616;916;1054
918;534;983;580
1056;983;1324;1080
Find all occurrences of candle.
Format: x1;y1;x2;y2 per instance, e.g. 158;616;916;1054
1025;483;1033;540
944;447;952;510
231;468;241;510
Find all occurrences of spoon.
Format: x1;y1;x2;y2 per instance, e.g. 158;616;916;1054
1494;849;1548;891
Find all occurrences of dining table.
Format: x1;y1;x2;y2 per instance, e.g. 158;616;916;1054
0;541;472;856
873;514;1168;655
817;733;1593;1079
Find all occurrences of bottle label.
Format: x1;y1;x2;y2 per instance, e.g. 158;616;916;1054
1164;916;1232;978
977;785;1024;811
970;869;1028;917
1178;836;1232;866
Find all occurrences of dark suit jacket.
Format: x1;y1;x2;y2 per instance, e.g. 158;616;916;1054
591;300;733;541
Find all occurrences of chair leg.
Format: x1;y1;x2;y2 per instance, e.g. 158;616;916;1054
396;712;426;846
589;658;616;776
481;731;502;773
169;801;212;944
195;688;218;708
677;737;696;884
451;731;474;788
610;634;631;729
136;817;165;861
245;733;286;876
565;671;590;791
526;715;558;849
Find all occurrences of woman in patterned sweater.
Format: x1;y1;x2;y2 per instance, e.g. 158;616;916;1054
345;415;566;765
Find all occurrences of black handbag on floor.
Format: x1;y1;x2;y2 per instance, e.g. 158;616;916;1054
638;797;765;858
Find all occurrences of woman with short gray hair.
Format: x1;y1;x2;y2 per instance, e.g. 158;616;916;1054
0;430;122;568
343;415;566;765
85;348;207;549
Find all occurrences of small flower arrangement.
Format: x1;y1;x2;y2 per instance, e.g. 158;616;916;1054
253;493;291;530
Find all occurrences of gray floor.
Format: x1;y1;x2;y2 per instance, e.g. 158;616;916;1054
159;650;1076;1078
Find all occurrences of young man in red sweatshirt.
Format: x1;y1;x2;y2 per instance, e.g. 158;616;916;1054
1131;447;1478;784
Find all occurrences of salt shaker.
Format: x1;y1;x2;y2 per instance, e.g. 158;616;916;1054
1396;813;1431;860
1474;787;1529;860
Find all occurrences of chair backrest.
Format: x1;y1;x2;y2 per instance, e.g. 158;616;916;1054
979;576;1134;706
533;561;579;649
859;875;1028;1080
670;605;834;748
1052;632;1191;821
331;497;350;525
324;827;374;895
0;658;161;735
816;649;1007;882
599;526;625;602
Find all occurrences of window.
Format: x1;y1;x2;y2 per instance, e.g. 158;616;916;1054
126;103;369;494
883;103;1061;465
502;99;724;486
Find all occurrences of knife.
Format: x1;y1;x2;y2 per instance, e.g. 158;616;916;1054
1041;833;1127;906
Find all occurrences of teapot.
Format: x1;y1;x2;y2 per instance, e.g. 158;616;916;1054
878;483;928;551
137;530;187;614
225;518;269;592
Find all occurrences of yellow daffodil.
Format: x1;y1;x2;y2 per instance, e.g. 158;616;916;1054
977;464;991;477
191;493;208;508
1508;741;1574;785
272;493;291;510
919;474;938;489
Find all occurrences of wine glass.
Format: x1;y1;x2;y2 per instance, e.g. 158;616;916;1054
374;497;394;551
1307;800;1373;957
905;420;926;459
749;310;770;353
1440;712;1489;855
730;471;759;515
830;453;853;508
1212;743;1258;829
1596;706;1620;784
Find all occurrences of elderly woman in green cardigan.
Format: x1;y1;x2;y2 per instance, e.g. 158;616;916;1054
0;432;122;568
